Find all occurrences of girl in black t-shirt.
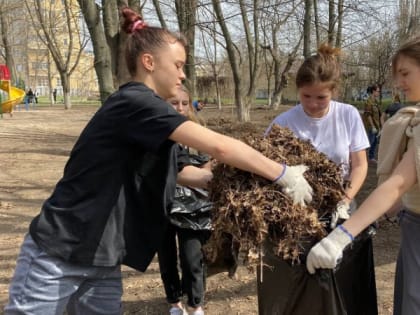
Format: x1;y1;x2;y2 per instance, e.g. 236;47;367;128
6;7;313;315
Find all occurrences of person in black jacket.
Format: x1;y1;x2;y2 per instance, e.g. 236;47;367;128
381;93;403;125
5;7;313;315
158;86;212;315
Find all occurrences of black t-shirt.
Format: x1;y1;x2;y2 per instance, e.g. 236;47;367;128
29;82;187;271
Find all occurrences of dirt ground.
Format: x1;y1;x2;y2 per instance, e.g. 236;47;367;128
0;105;399;314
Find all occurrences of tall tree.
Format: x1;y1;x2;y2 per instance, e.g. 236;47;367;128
175;0;197;97
212;0;245;120
313;0;320;47
261;0;301;108
327;0;335;45
335;0;344;48
151;0;167;28
212;0;263;121
26;0;89;109
239;0;260;112
398;0;420;42
303;0;312;58
198;18;224;110
0;0;17;83
77;0;119;103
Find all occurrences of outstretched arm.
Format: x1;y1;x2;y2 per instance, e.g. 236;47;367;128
170;121;283;181
343;143;417;236
306;142;417;273
170;120;313;206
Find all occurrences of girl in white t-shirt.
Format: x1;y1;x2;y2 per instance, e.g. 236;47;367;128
259;43;376;315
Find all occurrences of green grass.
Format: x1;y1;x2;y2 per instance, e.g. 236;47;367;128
35;96;101;106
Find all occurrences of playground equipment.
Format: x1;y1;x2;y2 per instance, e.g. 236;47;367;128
0;65;25;115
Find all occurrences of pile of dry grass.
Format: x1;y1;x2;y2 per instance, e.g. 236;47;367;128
205;125;345;265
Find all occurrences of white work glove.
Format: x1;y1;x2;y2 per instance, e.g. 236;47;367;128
330;200;350;229
306;225;353;274
371;127;378;134
274;164;313;206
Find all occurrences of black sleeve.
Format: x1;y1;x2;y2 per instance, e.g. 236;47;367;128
115;84;187;152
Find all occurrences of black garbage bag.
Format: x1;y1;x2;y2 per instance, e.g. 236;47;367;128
257;225;377;315
334;225;378;315
257;240;347;315
169;186;213;231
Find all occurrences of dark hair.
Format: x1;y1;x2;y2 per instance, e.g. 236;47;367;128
120;7;188;77
392;35;420;76
295;43;342;90
366;84;380;94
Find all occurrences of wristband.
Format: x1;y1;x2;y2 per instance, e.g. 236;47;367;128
273;163;287;183
337;224;354;241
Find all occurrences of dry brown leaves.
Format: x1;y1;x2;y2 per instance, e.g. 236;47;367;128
205;125;345;265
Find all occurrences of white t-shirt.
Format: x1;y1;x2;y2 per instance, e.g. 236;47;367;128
266;101;369;179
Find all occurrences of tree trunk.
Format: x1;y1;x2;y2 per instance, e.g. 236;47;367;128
78;0;115;103
60;72;72;109
239;0;259;120
313;0;320;48
271;36;301;109
0;6;16;84
303;0;312;58
151;0;167;28
335;0;344;48
102;1;122;85
212;0;245;121
328;0;335;45
175;0;197;97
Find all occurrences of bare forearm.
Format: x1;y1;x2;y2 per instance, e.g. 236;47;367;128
177;165;213;188
171;122;284;181
344;166;367;201
343;144;417;236
344;151;368;202
342;180;402;236
210;136;283;180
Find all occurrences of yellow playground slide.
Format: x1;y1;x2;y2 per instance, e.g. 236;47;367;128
0;80;25;114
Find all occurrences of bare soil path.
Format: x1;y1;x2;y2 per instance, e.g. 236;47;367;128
0;106;398;314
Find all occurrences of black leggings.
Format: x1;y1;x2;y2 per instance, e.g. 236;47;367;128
158;225;210;308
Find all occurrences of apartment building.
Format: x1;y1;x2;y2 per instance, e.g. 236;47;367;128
11;0;98;99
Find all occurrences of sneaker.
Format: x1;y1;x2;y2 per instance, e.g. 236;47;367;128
169;307;188;315
369;158;377;164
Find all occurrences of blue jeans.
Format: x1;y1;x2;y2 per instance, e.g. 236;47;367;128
5;234;123;315
367;130;378;160
24;97;29;111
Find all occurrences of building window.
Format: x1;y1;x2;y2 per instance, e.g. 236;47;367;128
32;62;48;70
